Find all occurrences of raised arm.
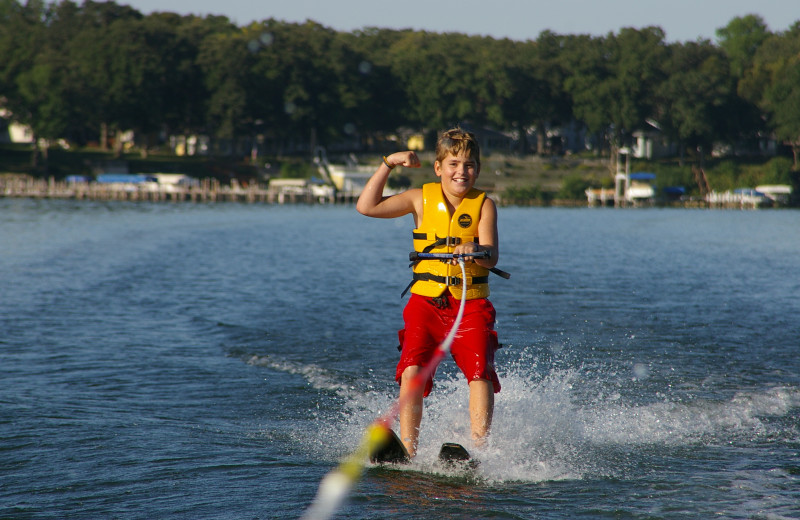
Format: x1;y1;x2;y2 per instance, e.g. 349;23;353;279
356;151;423;220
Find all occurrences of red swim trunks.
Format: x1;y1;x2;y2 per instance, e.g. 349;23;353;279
396;292;500;397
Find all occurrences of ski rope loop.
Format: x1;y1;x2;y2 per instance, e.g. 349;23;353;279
301;258;469;520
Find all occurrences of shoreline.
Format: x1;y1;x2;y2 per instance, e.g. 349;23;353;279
2;175;788;210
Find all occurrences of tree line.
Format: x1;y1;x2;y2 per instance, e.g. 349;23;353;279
2;0;799;167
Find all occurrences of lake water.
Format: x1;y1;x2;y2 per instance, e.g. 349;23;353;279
2;199;799;519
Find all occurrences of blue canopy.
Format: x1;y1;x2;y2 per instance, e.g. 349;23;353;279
630;172;656;181
96;174;157;184
733;188;766;196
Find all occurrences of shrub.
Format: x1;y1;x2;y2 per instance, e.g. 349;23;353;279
502;185;550;205
557;173;591;200
762;156;793;185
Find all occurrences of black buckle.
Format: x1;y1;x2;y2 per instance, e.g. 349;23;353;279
444;276;462;286
445;236;461;248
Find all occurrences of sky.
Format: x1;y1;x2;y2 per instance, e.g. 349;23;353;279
119;0;798;43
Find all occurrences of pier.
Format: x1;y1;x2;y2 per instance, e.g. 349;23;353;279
0;175;360;204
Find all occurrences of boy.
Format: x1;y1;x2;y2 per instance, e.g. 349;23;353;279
356;128;501;458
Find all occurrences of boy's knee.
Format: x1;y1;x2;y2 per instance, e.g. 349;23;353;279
401;365;421;382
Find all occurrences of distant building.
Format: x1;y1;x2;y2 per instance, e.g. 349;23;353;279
463;125;515;154
632;129;678;159
403;125;515;155
0;109;34;144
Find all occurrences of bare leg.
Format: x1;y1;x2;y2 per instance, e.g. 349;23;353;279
469;378;494;448
399;365;424;457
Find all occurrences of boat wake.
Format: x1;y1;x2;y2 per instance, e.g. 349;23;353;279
246;350;800;484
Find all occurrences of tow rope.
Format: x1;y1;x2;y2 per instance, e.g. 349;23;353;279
301;257;471;520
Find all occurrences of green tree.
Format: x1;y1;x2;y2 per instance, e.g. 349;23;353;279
0;0;45;131
564;28;667;147
388;31;463;129
144;13;228;139
561;33;611;138
256;19;371;153
504;31;572;155
558;173;590;200
606;27;668;145
457;35;516;130
562;26;668;176
4;5;798;167
8;0;78;165
743;23;800;167
98;17;171;155
387;31;517;135
63;5;228;154
764;53;800;166
324;29;382;146
64;1;147;151
655;41;739;165
716;14;770;79
197;26;252;143
338;27;409;139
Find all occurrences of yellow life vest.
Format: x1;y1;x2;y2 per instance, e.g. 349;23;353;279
409;183;490;300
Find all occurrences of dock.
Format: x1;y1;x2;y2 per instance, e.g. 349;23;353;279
0;175;360;204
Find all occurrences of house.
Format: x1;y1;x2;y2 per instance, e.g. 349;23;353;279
0;109;34;144
632;129;678;159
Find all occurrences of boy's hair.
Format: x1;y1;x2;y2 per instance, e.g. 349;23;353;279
436;128;480;167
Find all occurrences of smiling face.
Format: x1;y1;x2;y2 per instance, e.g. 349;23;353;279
433;129;481;203
434;151;480;200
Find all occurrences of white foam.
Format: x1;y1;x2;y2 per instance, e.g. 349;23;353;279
247;355;352;393
253;351;800;484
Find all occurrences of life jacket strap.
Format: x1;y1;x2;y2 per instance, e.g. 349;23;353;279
409;235;468;268
400;272;489;298
413;233;464;252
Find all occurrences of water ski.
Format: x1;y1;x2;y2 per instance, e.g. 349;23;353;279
438;442;478;470
369;429;410;465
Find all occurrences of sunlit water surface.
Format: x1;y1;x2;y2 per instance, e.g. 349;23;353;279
2;199;799;519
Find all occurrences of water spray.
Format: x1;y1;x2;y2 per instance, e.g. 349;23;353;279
301;257;470;520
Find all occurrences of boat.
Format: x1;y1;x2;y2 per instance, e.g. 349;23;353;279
627;172;656;202
706;188;772;208
755;185;792;205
